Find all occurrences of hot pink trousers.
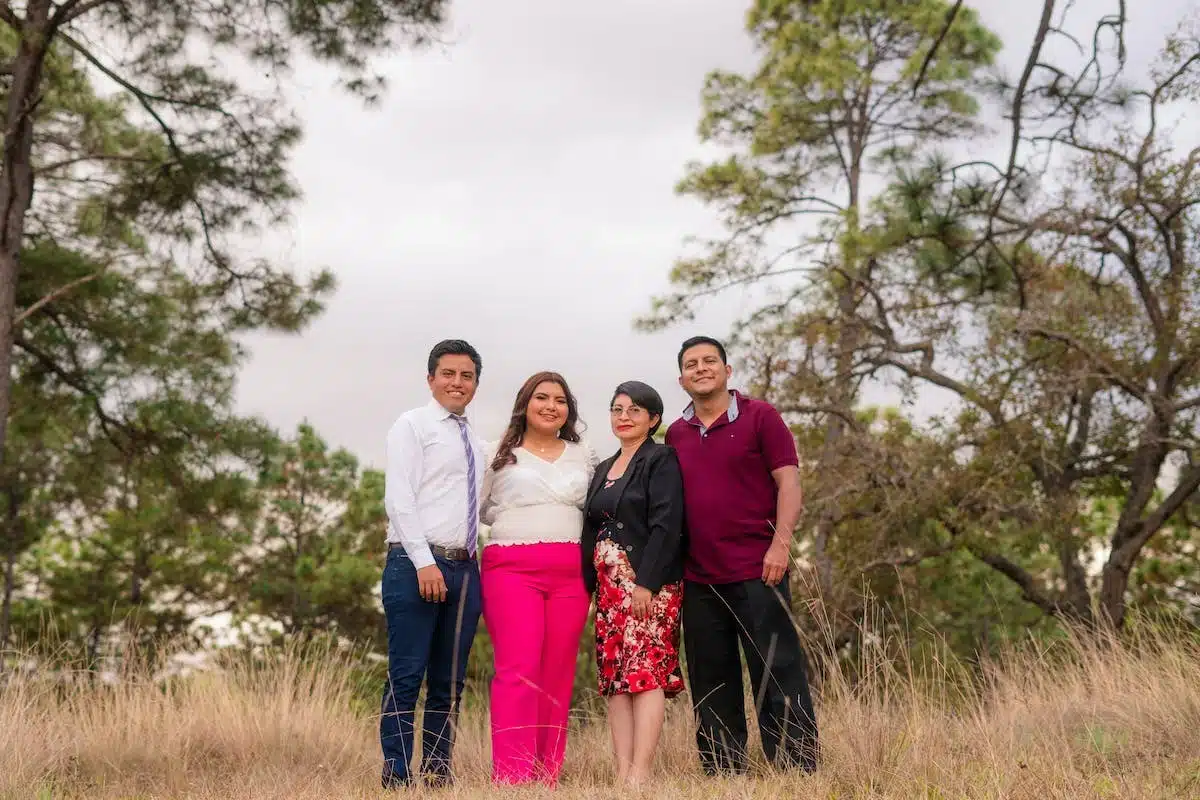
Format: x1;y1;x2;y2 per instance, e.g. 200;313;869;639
480;542;590;785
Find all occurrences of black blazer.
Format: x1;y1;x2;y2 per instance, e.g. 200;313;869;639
581;438;686;595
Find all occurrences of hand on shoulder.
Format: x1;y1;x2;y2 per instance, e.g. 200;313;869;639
579;437;602;470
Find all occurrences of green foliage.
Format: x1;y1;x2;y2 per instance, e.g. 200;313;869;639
646;0;1200;651
239;423;386;646
855;21;1200;628
1;0;452;662
0;1;453;508
641;0;1014;658
0;380;87;648
640;0;1000;330
5;235;280;657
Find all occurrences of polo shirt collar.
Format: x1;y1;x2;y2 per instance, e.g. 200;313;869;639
681;390;741;429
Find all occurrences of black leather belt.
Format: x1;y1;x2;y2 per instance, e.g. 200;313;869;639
389;542;474;561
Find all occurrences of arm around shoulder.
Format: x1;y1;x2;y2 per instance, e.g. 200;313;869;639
479;439;500;525
580;438;602;481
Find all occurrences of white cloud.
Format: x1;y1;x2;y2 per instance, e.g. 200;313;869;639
233;0;1198;465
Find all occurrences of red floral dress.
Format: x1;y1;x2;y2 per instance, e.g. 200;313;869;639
589;479;685;698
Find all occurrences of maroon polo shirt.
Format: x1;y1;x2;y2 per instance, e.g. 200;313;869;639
664;390;799;584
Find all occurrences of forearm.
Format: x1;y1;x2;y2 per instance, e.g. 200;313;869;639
385;502;434;569
772;472;803;547
634;532;675;593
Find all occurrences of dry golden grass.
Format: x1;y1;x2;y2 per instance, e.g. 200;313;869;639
4;629;1200;800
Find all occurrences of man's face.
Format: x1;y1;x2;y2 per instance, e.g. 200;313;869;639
428;354;478;415
678;344;731;398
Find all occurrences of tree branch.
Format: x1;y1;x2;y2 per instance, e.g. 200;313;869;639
1016;324;1148;401
38;152;160;174
0;3;20;29
992;0;1057;216
1110;463;1200;564
872;349;1006;425
776;403;864;431
1174;394;1200;413
859;542;955;574
911;0;964;99
56;31;246;280
13;269;105;327
1112;221;1166;338
1064;385;1096;467
13;333;133;449
50;0;115;27
968;545;1061;616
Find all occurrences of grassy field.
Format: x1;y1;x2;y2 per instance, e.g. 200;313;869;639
3;627;1200;799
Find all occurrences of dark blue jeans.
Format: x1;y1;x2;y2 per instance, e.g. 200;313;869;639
379;549;482;787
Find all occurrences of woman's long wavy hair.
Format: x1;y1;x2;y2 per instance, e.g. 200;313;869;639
491;371;583;472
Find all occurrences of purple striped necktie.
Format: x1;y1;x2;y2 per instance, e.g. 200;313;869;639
450;414;478;556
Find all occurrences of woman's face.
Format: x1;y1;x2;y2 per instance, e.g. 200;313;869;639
525;381;569;437
609;393;658;444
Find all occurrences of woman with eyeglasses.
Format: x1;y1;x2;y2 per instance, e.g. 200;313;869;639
581;380;686;787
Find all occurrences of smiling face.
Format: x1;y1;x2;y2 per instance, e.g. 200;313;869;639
525;380;569;437
427;354;478;415
610;393;659;444
679;342;731;400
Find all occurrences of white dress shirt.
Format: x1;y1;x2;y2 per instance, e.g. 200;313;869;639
384;399;486;569
480;440;599;547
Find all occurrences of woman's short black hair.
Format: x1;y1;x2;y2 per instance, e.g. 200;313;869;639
611;380;665;436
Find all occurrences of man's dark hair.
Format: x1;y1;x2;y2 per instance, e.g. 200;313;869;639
611;380;665;437
677;335;728;370
427;339;482;378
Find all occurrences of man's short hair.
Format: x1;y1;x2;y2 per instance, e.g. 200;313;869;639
427;339;482;378
677;335;728;370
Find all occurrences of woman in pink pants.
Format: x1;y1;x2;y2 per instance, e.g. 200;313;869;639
479;371;597;786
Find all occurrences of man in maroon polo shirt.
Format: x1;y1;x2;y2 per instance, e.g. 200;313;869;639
665;335;818;775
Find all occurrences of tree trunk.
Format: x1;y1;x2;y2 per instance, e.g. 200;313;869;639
85;623;102;678
128;542;147;649
1097;560;1131;630
0;545;15;661
0;485;20;668
0;3;53;474
1058;542;1095;627
813;164;863;629
1095;412;1179;630
811;284;857;605
1050;489;1095;627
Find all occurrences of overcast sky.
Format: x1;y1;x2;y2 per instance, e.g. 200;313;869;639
232;0;1196;467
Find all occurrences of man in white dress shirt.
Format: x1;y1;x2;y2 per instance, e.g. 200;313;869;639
380;339;486;789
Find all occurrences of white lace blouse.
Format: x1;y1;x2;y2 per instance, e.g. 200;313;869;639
480;440;600;546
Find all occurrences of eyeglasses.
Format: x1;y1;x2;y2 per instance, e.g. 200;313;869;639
609;404;647;417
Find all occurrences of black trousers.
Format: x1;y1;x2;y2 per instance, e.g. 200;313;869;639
682;578;819;774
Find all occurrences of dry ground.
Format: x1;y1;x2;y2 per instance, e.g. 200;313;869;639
4;630;1200;799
